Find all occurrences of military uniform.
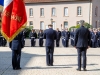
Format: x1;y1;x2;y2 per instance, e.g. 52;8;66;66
29;30;37;47
9;32;24;70
38;30;44;47
56;30;61;47
64;31;70;47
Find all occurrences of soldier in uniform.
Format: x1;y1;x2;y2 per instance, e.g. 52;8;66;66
91;29;98;48
9;31;24;70
89;28;93;47
44;24;57;66
56;28;61;47
2;37;7;47
38;29;44;47
97;28;100;47
61;29;66;47
64;28;70;47
0;31;2;46
29;29;37;47
70;28;75;46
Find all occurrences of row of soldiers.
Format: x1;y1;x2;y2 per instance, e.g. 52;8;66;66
0;28;100;48
29;28;100;48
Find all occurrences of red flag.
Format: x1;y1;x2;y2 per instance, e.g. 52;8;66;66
1;0;27;42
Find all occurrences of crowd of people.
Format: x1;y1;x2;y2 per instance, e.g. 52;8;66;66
0;27;100;48
0;20;100;71
28;26;100;48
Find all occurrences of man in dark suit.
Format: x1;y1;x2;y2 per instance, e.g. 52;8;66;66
64;28;70;47
9;31;24;70
44;24;57;66
61;29;66;47
56;28;61;47
38;29;44;47
74;20;90;71
29;29;37;47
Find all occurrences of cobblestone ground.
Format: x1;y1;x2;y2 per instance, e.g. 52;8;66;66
0;47;100;75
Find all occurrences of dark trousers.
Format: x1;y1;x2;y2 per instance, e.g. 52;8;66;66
56;39;60;47
2;39;7;47
12;50;21;69
31;39;35;47
39;38;43;47
46;46;54;65
65;39;69;47
62;39;65;47
92;42;97;48
97;40;100;47
71;39;74;46
77;48;87;69
0;37;3;46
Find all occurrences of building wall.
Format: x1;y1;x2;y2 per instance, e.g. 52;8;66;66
25;1;90;30
92;0;100;28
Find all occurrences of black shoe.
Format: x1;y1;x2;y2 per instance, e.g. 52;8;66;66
47;64;50;66
76;68;81;71
13;68;16;70
83;68;87;71
16;67;21;70
49;64;53;66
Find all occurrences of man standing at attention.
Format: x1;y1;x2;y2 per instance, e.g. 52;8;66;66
44;24;56;66
74;20;90;71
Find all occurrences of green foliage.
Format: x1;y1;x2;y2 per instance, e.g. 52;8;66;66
69;26;76;31
24;26;33;38
69;22;92;31
76;24;80;29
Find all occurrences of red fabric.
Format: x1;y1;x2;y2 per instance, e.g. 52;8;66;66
1;0;27;41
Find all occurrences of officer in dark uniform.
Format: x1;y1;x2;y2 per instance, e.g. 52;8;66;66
38;29;44;47
9;31;24;70
29;29;37;47
2;37;7;47
89;28;93;47
61;29;66;47
70;28;75;46
0;32;3;46
56;28;61;47
64;28;70;47
44;24;57;66
74;20;90;71
97;28;100;47
22;30;26;47
91;29;98;48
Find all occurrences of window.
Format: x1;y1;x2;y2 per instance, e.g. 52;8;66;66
29;8;33;16
29;21;33;25
76;21;80;25
64;7;68;16
52;8;56;16
40;8;44;16
64;21;68;28
77;6;82;16
52;21;56;29
40;21;44;30
95;6;98;16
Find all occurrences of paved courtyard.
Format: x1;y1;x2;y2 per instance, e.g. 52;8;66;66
0;46;100;75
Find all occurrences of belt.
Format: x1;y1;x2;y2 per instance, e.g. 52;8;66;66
31;37;35;38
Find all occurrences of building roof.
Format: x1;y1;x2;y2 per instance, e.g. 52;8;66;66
25;0;89;3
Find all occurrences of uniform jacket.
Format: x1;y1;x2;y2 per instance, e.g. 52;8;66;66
74;26;91;47
9;32;24;50
44;28;57;47
56;31;61;40
29;32;37;39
